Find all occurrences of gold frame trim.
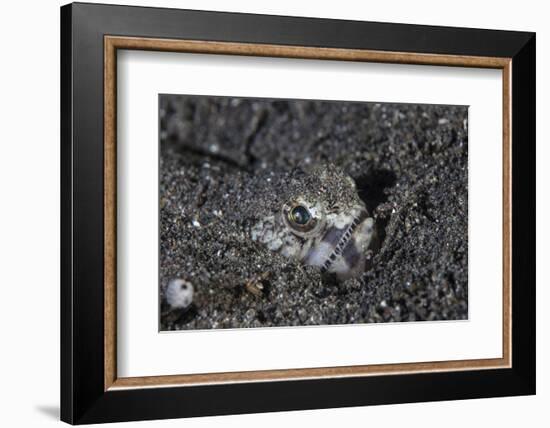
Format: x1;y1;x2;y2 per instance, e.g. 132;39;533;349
104;36;512;391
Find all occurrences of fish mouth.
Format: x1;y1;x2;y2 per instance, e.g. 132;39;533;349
320;210;367;274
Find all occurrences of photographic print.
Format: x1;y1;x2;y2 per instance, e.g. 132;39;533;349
159;95;468;331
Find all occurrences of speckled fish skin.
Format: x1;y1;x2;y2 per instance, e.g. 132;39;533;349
249;164;377;280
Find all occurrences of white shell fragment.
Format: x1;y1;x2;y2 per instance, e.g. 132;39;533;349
165;278;194;309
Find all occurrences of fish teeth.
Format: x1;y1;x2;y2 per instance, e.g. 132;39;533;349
321;216;361;273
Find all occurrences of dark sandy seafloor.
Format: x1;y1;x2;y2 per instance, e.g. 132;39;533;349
159;95;468;330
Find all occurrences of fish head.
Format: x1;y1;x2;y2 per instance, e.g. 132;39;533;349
250;164;376;280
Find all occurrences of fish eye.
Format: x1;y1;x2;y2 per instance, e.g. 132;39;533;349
282;200;324;236
289;205;311;226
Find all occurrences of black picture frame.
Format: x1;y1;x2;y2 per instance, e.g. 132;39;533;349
61;2;535;424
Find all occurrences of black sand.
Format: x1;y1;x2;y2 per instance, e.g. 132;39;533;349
159;95;468;330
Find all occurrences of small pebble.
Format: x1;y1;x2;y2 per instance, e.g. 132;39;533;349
165;279;194;309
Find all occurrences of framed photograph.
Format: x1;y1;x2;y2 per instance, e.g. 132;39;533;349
60;2;535;424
